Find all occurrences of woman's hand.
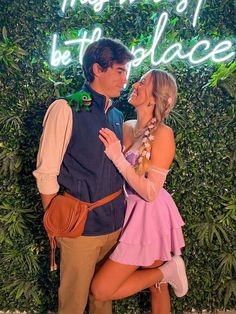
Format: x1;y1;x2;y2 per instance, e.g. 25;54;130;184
99;128;122;162
99;128;119;148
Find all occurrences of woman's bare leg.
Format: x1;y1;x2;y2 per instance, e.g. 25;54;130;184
149;283;170;314
91;256;187;301
143;260;170;314
91;259;164;301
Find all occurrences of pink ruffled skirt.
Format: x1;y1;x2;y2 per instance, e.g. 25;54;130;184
110;188;185;266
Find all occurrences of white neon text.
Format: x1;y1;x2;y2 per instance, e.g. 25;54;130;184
176;0;188;13
52;0;235;71
61;0;109;13
50;11;235;73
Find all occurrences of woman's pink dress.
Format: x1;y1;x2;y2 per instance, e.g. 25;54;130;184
110;149;185;266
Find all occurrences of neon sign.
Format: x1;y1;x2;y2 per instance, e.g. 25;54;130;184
50;0;235;73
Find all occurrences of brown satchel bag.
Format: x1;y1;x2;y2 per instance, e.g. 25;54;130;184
43;189;122;271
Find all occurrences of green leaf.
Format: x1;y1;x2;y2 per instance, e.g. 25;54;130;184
16;47;28;56
2;26;7;40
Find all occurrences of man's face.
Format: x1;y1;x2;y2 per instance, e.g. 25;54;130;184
97;63;128;98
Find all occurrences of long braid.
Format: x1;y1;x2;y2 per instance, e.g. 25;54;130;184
136;117;157;175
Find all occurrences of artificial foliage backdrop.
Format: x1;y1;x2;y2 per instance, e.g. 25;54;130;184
0;0;235;313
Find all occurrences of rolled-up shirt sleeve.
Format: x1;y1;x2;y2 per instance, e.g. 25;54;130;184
33;99;72;194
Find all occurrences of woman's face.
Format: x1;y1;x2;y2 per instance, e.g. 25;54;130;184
128;72;155;108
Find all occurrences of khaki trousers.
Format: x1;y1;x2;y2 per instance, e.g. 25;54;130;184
57;229;121;314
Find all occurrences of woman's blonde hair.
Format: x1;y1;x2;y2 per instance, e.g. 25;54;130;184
136;69;177;175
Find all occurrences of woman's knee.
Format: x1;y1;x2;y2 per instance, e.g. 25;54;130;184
90;280;112;301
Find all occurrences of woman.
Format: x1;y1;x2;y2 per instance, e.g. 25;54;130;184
91;69;188;314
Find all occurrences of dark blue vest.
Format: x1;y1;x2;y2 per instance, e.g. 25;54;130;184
58;83;125;235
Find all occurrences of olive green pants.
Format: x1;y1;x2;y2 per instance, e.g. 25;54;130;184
57;229;121;314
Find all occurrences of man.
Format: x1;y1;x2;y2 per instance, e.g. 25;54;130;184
33;38;133;314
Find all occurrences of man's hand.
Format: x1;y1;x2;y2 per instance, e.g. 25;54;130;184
41;193;57;211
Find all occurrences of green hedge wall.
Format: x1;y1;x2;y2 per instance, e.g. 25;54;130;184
0;0;235;313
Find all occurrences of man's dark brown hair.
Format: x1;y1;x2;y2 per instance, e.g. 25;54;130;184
82;38;134;82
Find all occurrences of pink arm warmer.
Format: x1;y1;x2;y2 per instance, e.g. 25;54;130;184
105;141;168;202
